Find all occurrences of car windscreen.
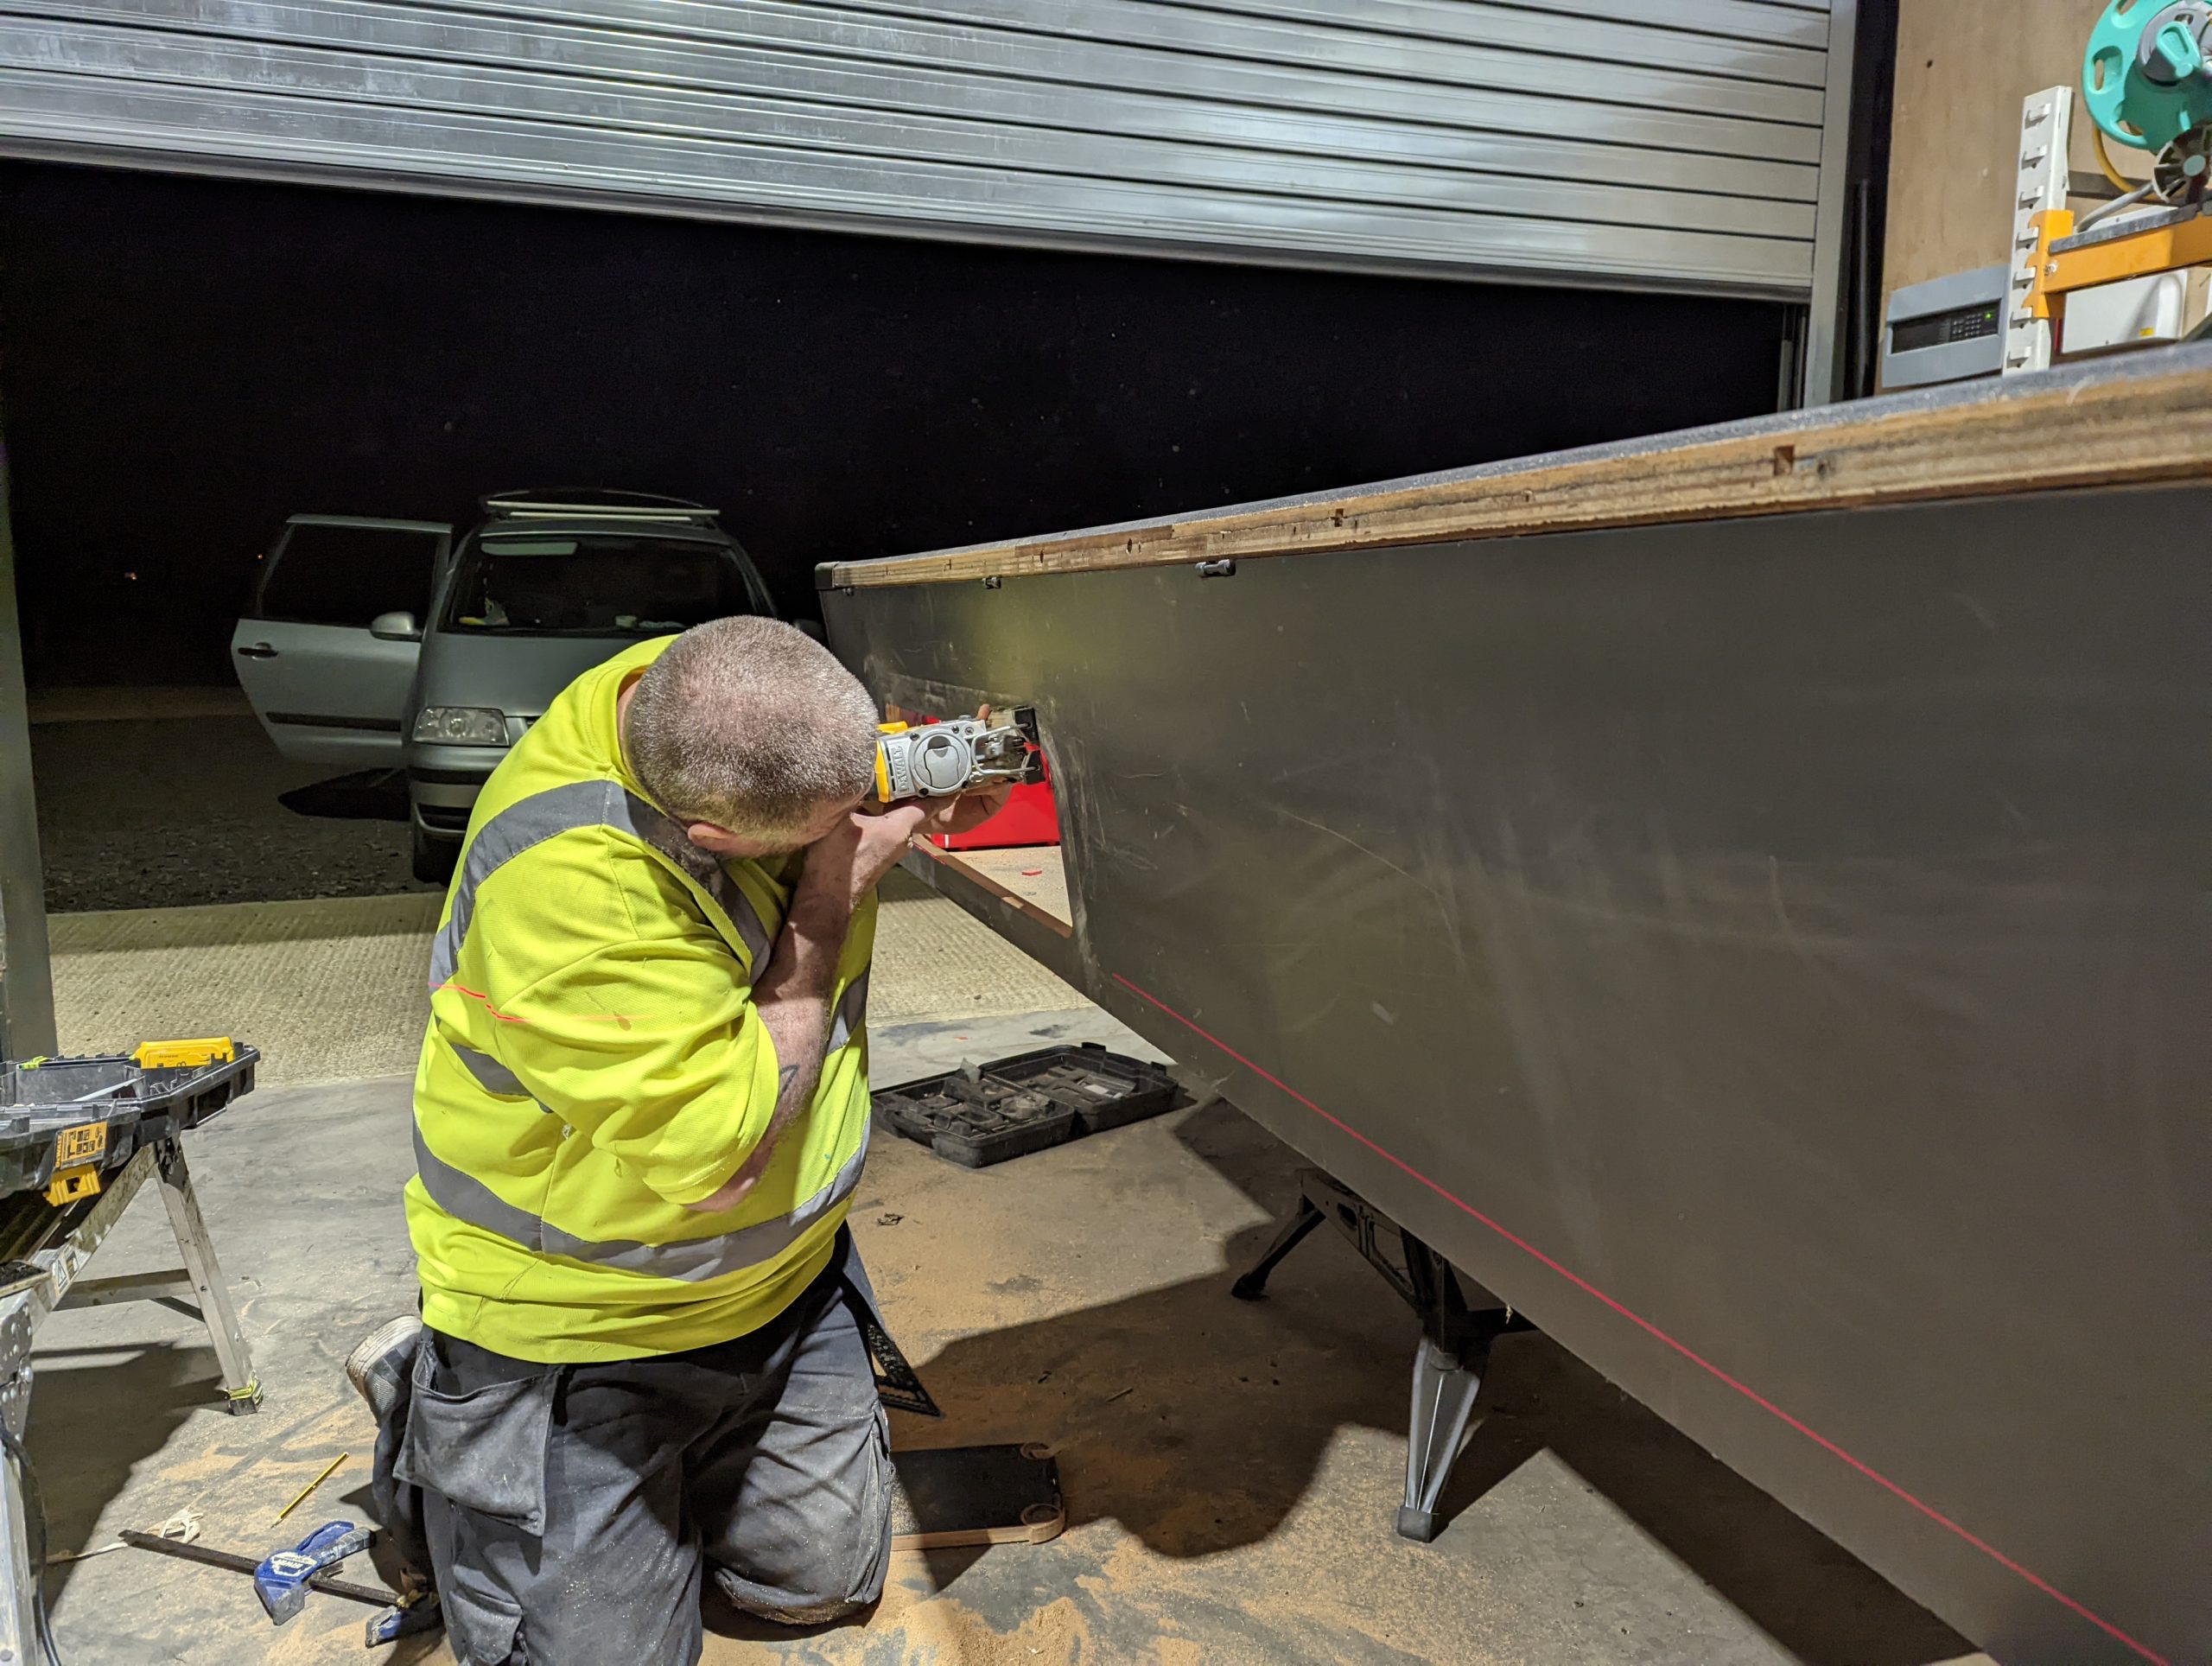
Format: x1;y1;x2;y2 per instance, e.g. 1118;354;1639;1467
442;533;761;636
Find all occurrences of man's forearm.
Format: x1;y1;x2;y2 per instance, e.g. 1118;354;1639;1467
684;888;852;1212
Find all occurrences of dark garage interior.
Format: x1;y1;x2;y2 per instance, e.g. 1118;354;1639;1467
3;161;1790;689
3;161;1789;912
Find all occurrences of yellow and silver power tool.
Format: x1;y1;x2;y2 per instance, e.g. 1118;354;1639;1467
874;707;1046;801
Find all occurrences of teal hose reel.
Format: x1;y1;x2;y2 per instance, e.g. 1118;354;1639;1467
2085;1;2212;149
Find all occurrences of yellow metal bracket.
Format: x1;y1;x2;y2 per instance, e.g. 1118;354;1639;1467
2044;210;2212;294
2022;208;2075;321
2024;202;2212;357
2029;204;2212;334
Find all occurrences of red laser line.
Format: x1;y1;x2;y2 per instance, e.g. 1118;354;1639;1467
1110;971;2169;1666
438;983;642;1028
436;981;528;1024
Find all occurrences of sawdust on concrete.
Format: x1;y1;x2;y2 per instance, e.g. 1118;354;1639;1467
33;1060;1972;1665
802;1590;1104;1666
692;1115;1520;1666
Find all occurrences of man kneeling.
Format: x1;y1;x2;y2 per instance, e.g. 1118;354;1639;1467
349;618;999;1663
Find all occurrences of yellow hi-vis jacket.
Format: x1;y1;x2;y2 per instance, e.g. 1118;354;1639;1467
404;637;875;1361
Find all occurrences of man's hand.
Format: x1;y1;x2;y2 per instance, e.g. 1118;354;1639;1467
797;801;931;915
799;773;1015;912
915;785;1013;839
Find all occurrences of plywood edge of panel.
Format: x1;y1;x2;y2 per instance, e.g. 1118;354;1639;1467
820;347;2212;589
908;841;1074;939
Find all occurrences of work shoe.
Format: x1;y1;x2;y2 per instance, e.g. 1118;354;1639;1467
345;1314;423;1424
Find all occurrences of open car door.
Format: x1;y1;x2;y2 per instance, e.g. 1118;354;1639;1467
232;516;452;766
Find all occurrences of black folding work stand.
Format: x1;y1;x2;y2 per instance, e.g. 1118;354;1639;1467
1233;1167;1533;1542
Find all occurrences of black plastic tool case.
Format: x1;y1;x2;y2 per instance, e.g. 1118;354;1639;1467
0;1049;259;1200
873;1042;1179;1168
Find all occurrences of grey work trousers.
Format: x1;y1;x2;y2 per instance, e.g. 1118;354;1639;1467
384;1229;893;1666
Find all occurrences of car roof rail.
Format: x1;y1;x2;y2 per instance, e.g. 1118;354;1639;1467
480;488;720;525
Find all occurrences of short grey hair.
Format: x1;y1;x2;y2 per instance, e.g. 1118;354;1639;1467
625;617;878;839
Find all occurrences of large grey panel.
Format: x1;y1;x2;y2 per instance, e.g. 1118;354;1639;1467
0;0;1839;296
824;483;2209;1664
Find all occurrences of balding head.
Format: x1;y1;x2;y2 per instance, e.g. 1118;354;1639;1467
623;617;878;849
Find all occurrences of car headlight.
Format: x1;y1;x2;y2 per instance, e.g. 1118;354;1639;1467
412;707;508;746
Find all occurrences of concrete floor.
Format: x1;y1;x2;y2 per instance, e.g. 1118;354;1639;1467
27;1011;1974;1666
46;872;1078;1088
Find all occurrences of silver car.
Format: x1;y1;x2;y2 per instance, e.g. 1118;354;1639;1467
233;493;781;881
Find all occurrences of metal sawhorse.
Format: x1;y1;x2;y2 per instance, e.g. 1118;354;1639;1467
0;1135;258;1657
1235;1167;1532;1542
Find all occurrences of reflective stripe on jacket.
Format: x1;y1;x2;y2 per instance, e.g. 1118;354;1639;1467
404;637;875;1362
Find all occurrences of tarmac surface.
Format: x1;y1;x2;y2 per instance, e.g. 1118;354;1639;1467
32;711;432;913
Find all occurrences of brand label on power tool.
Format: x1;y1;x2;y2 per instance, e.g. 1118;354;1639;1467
879;729;974;798
54;1122;106;1166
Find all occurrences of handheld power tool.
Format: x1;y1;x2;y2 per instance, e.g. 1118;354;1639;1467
874;707;1046;802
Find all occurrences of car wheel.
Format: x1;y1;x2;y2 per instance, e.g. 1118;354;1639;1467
410;821;458;886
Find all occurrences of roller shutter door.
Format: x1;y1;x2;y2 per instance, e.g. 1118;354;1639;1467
0;1;1850;298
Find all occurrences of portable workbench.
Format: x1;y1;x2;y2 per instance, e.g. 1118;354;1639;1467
821;347;2210;1666
0;1046;263;1662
